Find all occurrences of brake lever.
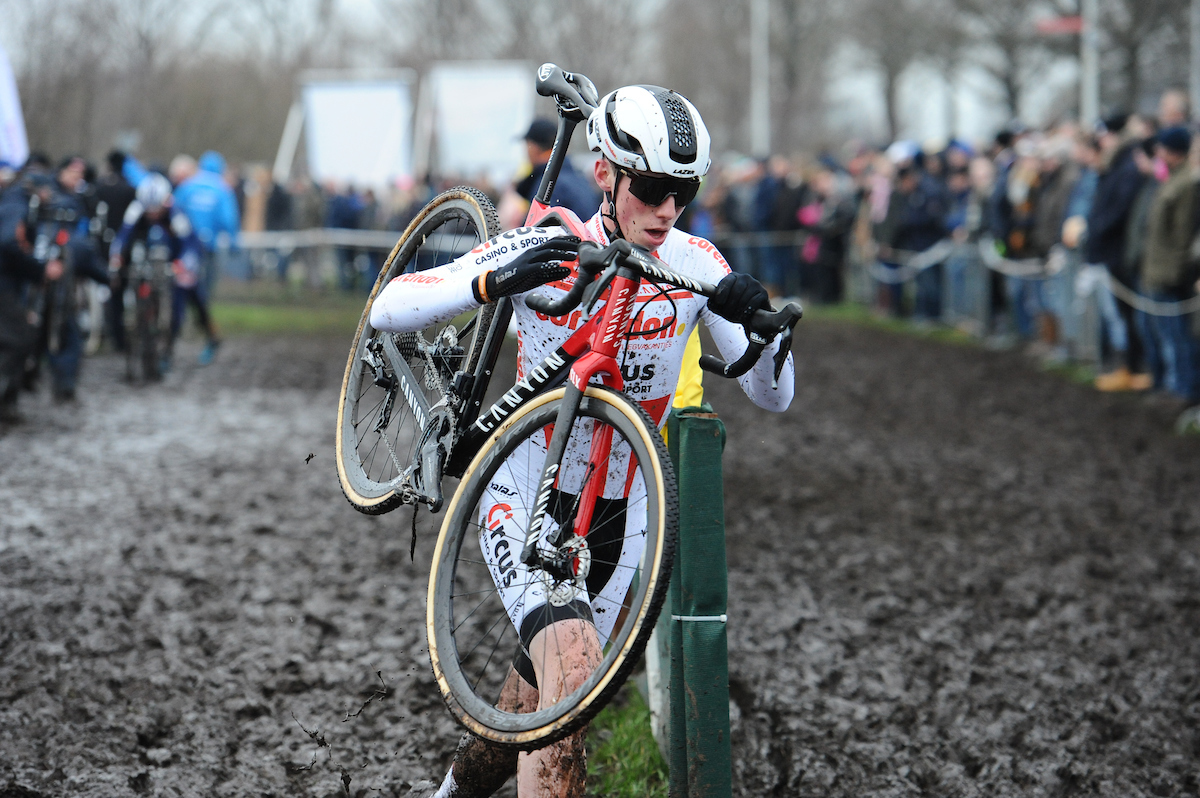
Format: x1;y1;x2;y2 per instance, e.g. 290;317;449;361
771;327;793;390
580;263;620;321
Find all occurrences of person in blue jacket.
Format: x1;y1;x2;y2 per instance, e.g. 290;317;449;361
172;151;240;294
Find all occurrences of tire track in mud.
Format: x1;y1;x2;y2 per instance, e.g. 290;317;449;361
0;339;464;797
1;325;1198;797
711;322;1200;798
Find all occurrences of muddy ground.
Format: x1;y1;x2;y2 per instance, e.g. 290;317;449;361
1;323;1198;798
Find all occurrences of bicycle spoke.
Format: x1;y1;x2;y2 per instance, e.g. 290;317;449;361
470;621;511;693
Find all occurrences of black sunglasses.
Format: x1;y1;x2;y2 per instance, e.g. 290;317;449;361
614;165;701;207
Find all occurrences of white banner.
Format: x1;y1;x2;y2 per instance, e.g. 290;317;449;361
301;77;413;189
0;44;29;167
430;62;534;188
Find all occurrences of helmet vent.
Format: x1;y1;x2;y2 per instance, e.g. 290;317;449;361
652;89;697;164
606;93;645;160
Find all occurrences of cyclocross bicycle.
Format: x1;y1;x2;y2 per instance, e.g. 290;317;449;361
335;65;801;749
124;237;173;382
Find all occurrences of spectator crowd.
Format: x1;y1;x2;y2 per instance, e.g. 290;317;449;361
669;87;1200;415
3;89;1199;424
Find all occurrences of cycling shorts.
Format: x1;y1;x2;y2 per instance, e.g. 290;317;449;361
476;434;649;688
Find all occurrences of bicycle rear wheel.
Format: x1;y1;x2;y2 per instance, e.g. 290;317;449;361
128;288;159;383
428;386;677;749
337;187;500;515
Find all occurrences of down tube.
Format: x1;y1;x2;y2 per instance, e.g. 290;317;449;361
448;343;576;475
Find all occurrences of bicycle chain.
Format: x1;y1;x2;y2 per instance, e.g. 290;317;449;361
368;326;463;508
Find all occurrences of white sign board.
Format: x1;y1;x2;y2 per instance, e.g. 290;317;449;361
430;62;535;188
302;78;413;189
0;44;29;167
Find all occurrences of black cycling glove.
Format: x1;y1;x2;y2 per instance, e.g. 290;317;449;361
472;236;582;303
708;272;770;325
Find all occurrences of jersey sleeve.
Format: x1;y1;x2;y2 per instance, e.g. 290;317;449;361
685;235;795;412
369;226;571;333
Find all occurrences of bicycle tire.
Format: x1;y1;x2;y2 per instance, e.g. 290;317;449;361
337;187;501;515
155;269;172;371
427;386;677;749
136;293;158;381
80;281;105;356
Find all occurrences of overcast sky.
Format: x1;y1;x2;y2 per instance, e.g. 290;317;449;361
0;0;1085;152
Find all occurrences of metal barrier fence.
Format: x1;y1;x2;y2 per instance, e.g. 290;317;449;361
227;229;486;290
232;227;1196;372
705;230;1198;371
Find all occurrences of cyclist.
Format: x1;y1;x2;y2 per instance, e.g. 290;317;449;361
371;86;794;798
39;156;107;401
111;173;219;370
94;151;137;352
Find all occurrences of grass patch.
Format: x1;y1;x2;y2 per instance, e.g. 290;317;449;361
587;686;668;798
1039;358;1096;386
802;302;976;346
209;284;366;337
211;301;363;336
799;301;1110;390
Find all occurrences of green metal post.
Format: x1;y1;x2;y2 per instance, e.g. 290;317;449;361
663;405;732;798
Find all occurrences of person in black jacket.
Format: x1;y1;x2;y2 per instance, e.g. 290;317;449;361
264;180;294;283
877;156;949;317
513;118;599;220
95;151;137;351
42;156;108;400
1083;114;1150;391
0;172;64;420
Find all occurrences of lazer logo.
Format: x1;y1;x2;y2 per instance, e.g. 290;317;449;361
675;169;695;175
473;350;568;434
527;464;559;539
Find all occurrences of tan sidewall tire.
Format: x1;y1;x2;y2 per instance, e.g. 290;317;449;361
426;386;677;749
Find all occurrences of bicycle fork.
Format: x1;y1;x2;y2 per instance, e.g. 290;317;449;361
517;380;599;579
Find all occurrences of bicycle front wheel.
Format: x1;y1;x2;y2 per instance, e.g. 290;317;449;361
428;386;677;749
336;187;500;514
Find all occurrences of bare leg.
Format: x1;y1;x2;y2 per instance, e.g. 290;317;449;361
435;667;536;798
516;618;602;798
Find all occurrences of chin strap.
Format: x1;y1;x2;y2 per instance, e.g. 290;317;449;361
601;187;626;242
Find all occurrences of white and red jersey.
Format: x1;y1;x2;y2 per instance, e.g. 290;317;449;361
369;209;794;429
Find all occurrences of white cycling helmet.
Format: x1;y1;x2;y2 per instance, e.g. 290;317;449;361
586;85;711;178
136;173;172;211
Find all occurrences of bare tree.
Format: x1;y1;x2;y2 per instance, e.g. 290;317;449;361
1098;0;1186;112
847;0;944;140
656;0;751;153
771;0;837;153
375;0;502;62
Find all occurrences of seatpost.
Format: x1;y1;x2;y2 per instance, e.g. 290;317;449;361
534;117;580;207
